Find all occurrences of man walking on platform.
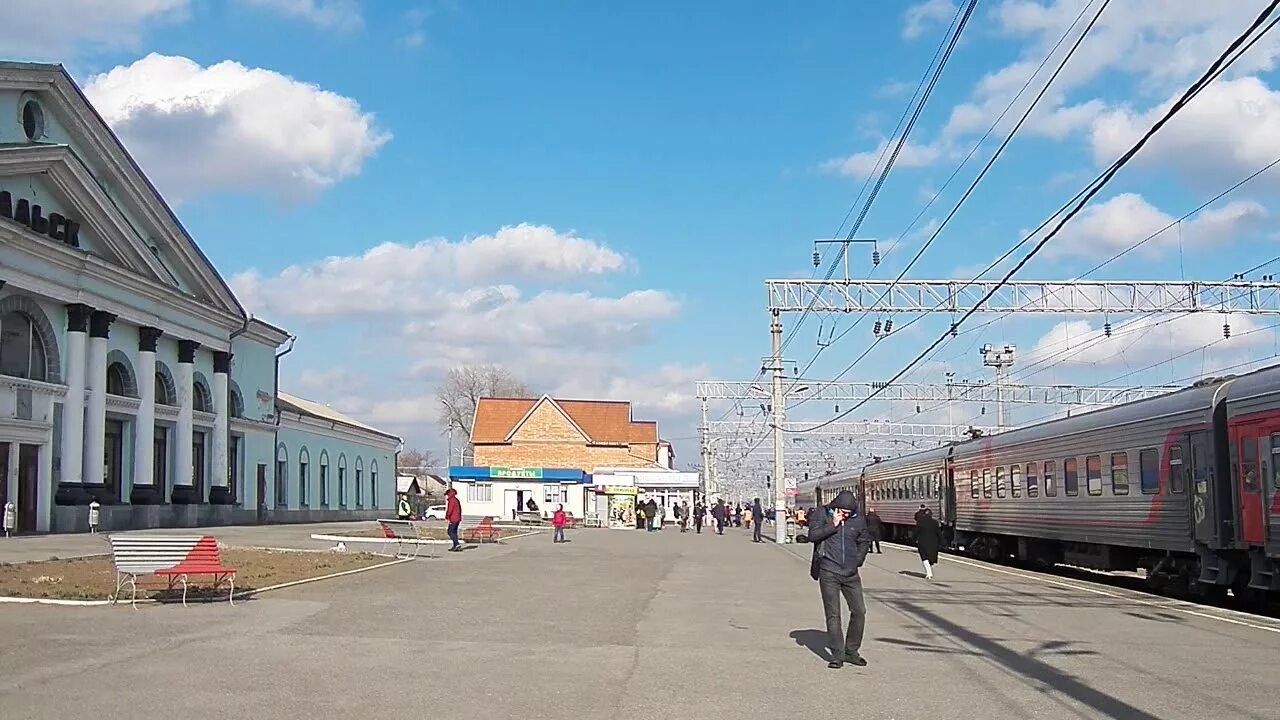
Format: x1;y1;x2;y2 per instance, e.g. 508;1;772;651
445;486;463;552
751;498;765;542
693;501;705;534
807;490;872;669
865;506;883;553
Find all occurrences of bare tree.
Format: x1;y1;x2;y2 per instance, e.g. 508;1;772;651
436;365;533;441
398;447;436;475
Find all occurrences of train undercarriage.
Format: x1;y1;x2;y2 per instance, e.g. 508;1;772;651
881;522;1280;607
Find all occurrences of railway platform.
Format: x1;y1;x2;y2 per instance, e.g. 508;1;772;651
1;523;1277;719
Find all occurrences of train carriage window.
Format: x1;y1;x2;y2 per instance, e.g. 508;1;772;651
1272;434;1280;488
996;466;1007;498
1044;460;1057;496
1064;458;1079;496
1026;462;1039;497
1242;437;1261;493
1139;448;1159;494
1168;444;1185;494
983;468;992;498
1010;464;1022;498
1111;452;1129;495
971;469;979;498
1086;456;1102;496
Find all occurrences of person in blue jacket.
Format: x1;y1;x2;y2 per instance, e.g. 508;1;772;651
806;490;872;669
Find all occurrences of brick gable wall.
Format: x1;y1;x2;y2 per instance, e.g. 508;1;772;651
508;400;588;443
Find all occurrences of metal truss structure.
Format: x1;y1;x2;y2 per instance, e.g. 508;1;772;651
766;279;1280;314
706;420;999;439
695;380;1179;405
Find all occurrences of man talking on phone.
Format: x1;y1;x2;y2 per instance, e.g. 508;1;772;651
806;490;872;669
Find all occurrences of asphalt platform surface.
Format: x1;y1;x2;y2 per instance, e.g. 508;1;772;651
2;522;1278;719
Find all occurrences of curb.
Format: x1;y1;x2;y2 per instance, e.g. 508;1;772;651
309;533;451;545
0;555;411;608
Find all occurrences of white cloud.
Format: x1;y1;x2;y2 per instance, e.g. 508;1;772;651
1044;192;1268;261
903;0;957;40
239;0;363;32
821;138;942;178
83;53;390;203
231;224;629;318
1025;313;1269;369
1089;76;1280;182
234;224;683;449
0;0;189;59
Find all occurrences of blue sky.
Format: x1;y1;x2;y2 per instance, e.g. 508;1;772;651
7;1;1280;470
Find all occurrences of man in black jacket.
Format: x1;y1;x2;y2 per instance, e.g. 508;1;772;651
751;498;765;542
807;490;872;669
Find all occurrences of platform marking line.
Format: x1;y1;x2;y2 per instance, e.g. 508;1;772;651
877;541;1280;635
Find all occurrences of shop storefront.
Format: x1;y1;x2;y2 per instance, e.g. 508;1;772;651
591;467;699;528
448;466;593;520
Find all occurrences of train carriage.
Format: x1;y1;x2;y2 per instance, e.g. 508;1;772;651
862;444;950;542
1221;367;1280;592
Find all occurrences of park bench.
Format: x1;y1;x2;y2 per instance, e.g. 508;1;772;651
108;534;237;608
378;519;423;559
516;511;545;526
462;516;500;543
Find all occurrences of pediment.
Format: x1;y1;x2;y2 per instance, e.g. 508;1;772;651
506;396;591;443
0;145;239;318
0;63;244;322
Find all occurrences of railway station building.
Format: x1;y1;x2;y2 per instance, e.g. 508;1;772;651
0;61;399;532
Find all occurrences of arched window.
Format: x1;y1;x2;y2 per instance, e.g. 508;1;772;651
337;454;348;507
319;450;331;507
105;351;137;397
228;381;244;418
275;443;289;507
355;457;364;507
155;362;178;406
192;372;213;413
370;459;379;509
0;310;48;381
298;446;310;508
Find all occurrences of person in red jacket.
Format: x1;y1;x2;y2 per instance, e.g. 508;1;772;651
552;504;568;543
445;487;463;552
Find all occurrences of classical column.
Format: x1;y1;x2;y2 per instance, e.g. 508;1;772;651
170;339;198;504
55;303;92;505
130;327;163;504
82;310;115;503
208;351;233;505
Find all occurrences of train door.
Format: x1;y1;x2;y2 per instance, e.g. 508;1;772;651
1231;422;1268;546
1189;430;1233;548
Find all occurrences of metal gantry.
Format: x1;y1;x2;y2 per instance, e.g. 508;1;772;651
707;420;998;439
695;380;1180;405
766;279;1280;314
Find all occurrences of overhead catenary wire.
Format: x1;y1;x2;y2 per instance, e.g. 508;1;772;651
794;0;1110;383
779;0;977;358
788;0;1112;408
785;0;1280;434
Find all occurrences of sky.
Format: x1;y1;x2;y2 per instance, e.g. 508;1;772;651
6;0;1280;473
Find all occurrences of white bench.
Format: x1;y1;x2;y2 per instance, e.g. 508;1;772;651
377;519;424;559
108;534;237;608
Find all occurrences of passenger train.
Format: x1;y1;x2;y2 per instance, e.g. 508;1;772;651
795;363;1280;600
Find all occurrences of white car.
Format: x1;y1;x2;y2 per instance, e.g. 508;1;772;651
421;504;447;520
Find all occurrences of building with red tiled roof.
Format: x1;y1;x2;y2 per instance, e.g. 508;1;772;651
470;395;662;471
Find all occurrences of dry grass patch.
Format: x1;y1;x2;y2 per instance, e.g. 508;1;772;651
0;548;390;601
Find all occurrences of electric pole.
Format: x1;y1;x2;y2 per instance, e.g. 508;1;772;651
980;343;1016;428
770;310;786;544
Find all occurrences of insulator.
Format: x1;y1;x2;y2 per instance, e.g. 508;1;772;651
883;319;893;333
872;250;881;265
873;320;882;335
834;404;840;413
981;406;986;415
813;250;821;267
1224;321;1231;339
950;323;958;338
1104;321;1112;337
915;404;921;413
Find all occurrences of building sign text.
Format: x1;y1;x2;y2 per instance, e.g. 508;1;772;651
0;191;81;247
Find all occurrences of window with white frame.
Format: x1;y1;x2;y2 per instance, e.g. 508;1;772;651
467;482;492;503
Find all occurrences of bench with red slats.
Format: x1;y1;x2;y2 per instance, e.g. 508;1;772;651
462;516;500;543
108;534;237;607
377;519;422;558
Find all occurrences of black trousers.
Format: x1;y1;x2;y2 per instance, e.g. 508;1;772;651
752;520;763;542
447;522;460;548
871;537;881;552
818;572;867;660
